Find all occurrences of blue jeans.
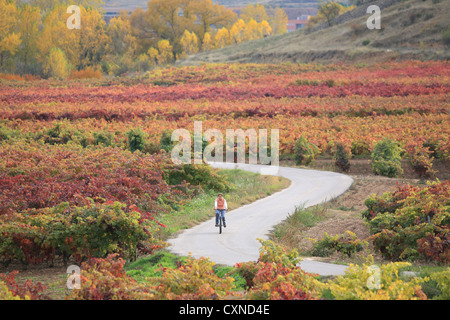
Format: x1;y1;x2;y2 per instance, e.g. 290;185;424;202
215;209;226;226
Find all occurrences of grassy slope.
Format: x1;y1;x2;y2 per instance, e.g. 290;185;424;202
180;0;450;65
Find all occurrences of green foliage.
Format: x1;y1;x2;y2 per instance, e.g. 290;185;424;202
127;128;147;153
406;142;436;177
231;239;323;300
159;130;173;152
163;164;233;192
310;231;367;257
334;142;351;172
362;180;450;262
428;269;450;300
371;138;403;177
294;135;319;166
0;200;159;266
442;26;450;46
154;255;236;300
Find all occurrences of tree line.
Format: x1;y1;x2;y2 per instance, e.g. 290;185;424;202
0;0;288;78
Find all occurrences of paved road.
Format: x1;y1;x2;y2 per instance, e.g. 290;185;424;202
167;163;353;276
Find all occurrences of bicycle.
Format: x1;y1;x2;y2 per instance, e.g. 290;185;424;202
215;210;226;234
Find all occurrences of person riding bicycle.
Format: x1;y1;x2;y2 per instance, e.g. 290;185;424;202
215;193;227;228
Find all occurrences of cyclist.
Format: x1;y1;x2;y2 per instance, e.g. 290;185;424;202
214;193;227;228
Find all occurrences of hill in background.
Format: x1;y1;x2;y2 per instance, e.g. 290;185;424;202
179;0;450;65
102;0;318;11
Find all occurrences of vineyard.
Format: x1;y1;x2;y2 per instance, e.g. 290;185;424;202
0;60;449;300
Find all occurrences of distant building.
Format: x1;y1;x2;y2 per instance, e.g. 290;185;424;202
287;15;311;32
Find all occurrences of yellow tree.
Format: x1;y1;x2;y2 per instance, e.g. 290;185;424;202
270;7;288;35
193;0;236;41
214;27;231;49
107;11;137;56
0;0;21;69
78;6;109;69
229;19;246;44
259;20;273;38
37;4;80;69
180;30;199;57
240;3;269;23
156;39;174;65
44;47;70;79
146;0;195;54
17;4;41;70
147;47;159;66
202;32;213;52
245;19;259;41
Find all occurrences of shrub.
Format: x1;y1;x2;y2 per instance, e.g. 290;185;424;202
231;239;323;300
362;180;450;262
69;66;102;79
68;254;156;300
405;142;436;177
441;26;450;46
429;269;450;300
371;138;403;177
127;128;147;152
163;164;233;192
326;256;428;300
311;231;367;258
0;271;46;300
294;135;320;166
154;256;236;300
334;142;351;172
0;200;161;266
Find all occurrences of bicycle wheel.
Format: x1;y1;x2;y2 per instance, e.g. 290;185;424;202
219;219;222;234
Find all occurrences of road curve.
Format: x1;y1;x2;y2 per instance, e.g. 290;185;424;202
167;163;354;276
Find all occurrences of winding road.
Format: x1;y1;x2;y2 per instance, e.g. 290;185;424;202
167;163;354;276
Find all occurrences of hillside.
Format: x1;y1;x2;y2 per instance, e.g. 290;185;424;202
102;0;318;11
180;0;450;65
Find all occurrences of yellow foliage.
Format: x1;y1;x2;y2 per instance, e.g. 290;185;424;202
327;256;428;300
180;30;199;57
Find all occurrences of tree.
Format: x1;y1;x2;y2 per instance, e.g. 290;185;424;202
44;47;70;79
107;11;137;57
240;3;269;23
156;39;174;65
229;19;246;44
37;4;81;69
310;1;356;27
318;1;342;26
215;27;231;49
78;6;109;69
259;20;273;37
146;0;194;55
147;47;159;66
0;0;21;70
193;0;236;40
180;30;199;57
202;32;213;51
270;7;288;35
17;4;41;72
